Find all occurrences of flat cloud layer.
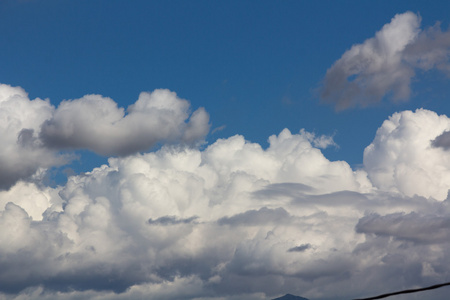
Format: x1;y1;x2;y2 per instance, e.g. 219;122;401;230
2;81;450;299
321;11;450;110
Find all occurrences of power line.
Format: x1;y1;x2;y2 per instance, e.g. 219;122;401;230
353;281;450;300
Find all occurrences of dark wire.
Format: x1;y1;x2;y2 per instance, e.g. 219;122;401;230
353;281;450;300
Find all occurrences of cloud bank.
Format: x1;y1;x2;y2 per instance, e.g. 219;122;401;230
321;11;450;110
2;82;450;299
0;84;209;190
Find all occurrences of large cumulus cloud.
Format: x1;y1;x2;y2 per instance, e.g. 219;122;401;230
320;11;450;110
3;107;450;300
0;127;364;300
0;84;209;190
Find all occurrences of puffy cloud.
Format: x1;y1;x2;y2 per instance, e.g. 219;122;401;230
4;110;450;300
320;12;450;110
0;126;371;300
364;109;450;200
0;84;209;190
40;89;210;156
5;88;450;299
0;181;61;221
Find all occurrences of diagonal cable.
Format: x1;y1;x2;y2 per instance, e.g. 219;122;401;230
353;281;450;300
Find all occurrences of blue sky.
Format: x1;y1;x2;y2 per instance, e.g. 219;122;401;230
2;0;450;175
2;1;450;300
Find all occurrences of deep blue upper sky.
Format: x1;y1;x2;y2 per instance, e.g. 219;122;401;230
1;0;450;176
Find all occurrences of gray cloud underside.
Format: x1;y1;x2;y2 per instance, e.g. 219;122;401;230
356;212;450;244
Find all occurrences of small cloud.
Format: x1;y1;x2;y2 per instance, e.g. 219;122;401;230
211;125;226;134
299;129;338;149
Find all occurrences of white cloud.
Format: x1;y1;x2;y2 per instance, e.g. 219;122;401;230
364;109;450;200
0;126;369;299
321;12;450;110
3;109;450;300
